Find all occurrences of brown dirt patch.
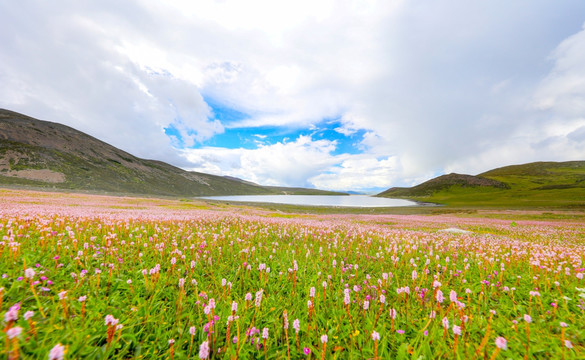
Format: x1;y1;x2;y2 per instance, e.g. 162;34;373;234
3;169;66;183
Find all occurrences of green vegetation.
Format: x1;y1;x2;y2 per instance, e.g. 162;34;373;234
378;161;585;209
1;190;584;359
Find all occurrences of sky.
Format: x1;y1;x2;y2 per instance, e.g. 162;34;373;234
1;1;585;193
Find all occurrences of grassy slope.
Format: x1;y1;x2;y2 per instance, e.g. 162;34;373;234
378;161;585;209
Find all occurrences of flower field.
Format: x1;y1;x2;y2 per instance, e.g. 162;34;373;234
1;189;584;359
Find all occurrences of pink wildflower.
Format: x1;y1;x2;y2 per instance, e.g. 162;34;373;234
5;308;18;322
343;290;350;305
199;340;210;359
436;290;444;303
105;314;118;326
7;326;22;339
495;337;507;350
49;343;65;360
293;319;300;333
449;290;457;302
255;290;263;307
442;317;449;329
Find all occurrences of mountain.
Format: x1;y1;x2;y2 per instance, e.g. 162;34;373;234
0;109;343;197
378;173;509;197
377;161;585;208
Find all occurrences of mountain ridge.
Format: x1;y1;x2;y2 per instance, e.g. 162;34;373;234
0;109;344;197
377;161;585;208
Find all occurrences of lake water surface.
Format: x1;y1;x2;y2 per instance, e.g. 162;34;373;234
199;195;419;207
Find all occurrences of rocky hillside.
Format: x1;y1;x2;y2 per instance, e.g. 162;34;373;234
0;109;339;197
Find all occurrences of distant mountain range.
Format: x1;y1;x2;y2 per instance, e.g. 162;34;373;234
378;161;585;208
0;109;344;197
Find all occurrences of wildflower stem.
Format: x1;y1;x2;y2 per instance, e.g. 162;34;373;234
489;347;500;360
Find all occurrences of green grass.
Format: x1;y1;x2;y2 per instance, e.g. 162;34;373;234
1;191;585;359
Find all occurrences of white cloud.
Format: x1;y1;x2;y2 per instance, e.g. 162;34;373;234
309;156;401;191
181;135;338;187
181;134;403;191
532;23;585;119
1;1;585;191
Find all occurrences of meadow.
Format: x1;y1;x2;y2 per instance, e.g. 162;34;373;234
1;189;584;359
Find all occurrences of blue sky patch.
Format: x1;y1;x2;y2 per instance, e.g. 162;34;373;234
199;119;367;156
164;123;184;147
166;98;368;156
205;96;250;125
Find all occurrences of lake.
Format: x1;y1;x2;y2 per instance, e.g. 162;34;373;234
199;195;420;207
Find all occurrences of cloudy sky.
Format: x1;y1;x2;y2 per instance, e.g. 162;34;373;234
2;1;585;192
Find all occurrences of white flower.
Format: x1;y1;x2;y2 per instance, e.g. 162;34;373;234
24;268;35;279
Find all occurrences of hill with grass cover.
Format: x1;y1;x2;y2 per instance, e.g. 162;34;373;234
378;161;585;208
0;109;343;197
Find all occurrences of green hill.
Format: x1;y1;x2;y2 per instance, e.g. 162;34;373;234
0;109;343;197
377;161;585;209
378;173;509;197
